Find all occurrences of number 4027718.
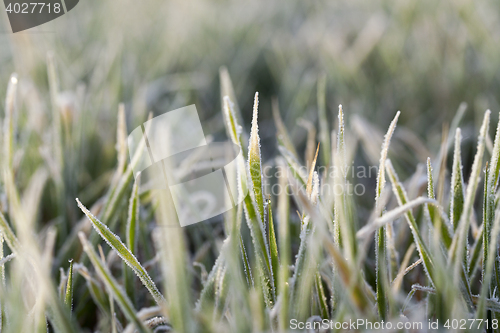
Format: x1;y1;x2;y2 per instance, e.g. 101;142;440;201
5;2;62;14
444;319;498;330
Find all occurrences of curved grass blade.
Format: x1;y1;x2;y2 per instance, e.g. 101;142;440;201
76;198;166;307
374;111;399;319
334;105;356;260
220;67;247;155
78;232;151;333
126;176;140;253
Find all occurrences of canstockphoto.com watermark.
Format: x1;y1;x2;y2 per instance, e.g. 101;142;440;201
290;318;423;331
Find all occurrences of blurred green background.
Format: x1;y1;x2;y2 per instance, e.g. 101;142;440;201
1;0;500;131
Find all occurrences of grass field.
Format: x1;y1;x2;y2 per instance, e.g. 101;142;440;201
1;0;500;332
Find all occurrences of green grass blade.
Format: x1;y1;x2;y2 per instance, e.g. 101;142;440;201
449;110;490;276
334;105;356;261
315;271;329;319
277;157;290;330
450;128;465;231
241;190;275;307
78;232;151;333
468;225;483;277
126;177;140;253
196;253;224;311
0;211;20;254
223;96;242;146
476;206;500;319
374;110;399;320
100;113;152;226
485;115;500;295
427;158;453;248
64;260;74;310
385;160;435;284
76;198;166;307
239;234;253;287
248;92;265;221
267;199;279;293
125;176;140;302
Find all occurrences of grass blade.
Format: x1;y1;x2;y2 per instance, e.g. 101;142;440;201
267;199;279;293
76;198;166;307
0;211;20;254
449;110;490;277
426;158;453;248
125;176;140;302
374;111;399;319
248;92;265;221
64;259;74;310
78;232;151;333
450;128;465;231
385;159;434;284
277;157;290;330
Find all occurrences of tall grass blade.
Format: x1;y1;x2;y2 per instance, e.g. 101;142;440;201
78;232;151;333
125;176;140;302
267;199;279;293
374;111;399;319
76;199;166;307
450;110;490;277
334;105;356;260
277;157;290;330
385;159;434;284
450;128;465;231
477;207;500;319
126;177;140;254
248;92;265;221
64;259;74;310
